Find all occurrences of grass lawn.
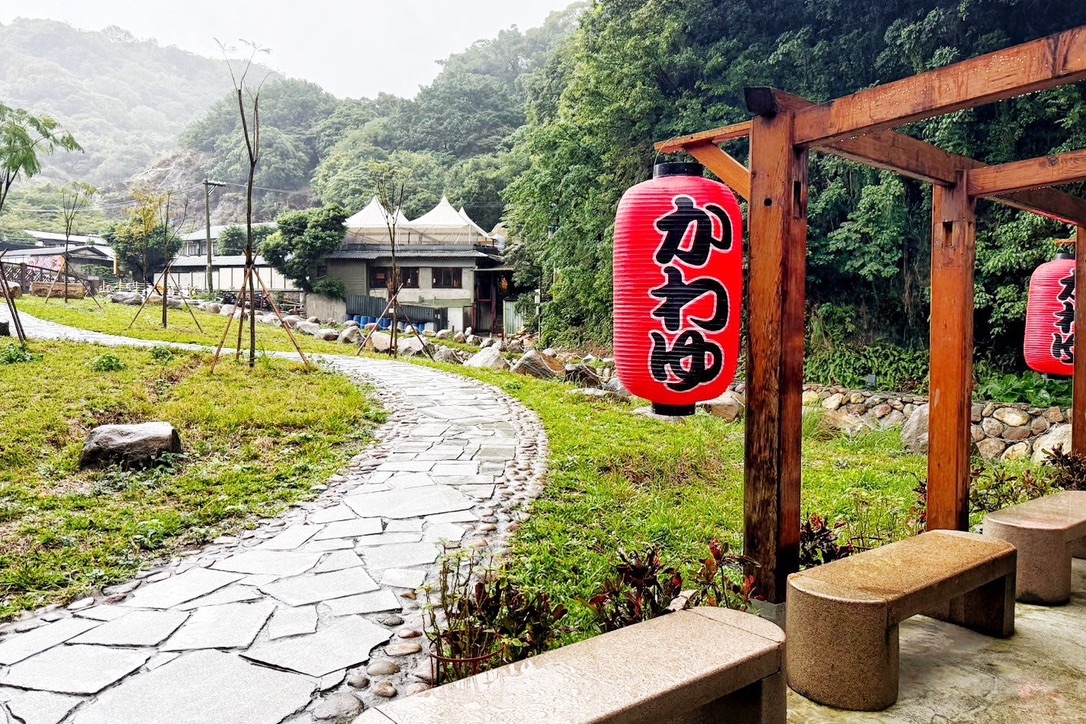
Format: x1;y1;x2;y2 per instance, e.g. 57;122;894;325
16;296;353;355
0;340;383;620
421;361;932;635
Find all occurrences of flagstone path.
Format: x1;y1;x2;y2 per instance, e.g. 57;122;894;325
0;310;548;723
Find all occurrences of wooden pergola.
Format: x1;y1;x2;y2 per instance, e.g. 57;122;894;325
656;26;1086;603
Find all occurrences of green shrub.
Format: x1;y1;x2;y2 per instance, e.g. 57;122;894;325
0;344;35;365
89;353;125;372
805;343;929;392
975;369;1071;408
150;346;174;363
312;277;346;300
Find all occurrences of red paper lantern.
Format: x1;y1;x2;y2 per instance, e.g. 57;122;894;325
1024;252;1076;376
613;162;743;415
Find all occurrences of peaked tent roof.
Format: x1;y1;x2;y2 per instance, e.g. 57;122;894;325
346;197;386;229
456;206;492;240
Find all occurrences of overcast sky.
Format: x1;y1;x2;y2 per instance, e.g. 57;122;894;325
0;0;574;99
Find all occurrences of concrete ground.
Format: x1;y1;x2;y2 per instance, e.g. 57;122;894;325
788;558;1086;722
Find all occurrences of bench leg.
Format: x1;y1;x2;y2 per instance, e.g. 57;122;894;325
926;572;1016;635
685;672;785;724
986;522;1070;604
786;586;898;711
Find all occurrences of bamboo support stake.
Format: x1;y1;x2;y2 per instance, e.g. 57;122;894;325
253;267;311;368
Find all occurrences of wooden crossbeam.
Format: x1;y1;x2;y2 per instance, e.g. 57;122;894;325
654;121;752;154
748;88;1086;226
966;149;1086;197
793;26;1086;147
657;88;1086;225
684;142;751;200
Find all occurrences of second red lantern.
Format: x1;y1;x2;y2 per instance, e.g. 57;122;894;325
613;162;743;414
1024;252;1076;377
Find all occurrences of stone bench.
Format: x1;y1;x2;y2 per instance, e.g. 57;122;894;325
786;530;1015;711
357;607;785;724
983;490;1086;604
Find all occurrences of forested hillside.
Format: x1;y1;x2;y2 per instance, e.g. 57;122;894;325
175;6;583;228
503;0;1086;377
0;18;260;187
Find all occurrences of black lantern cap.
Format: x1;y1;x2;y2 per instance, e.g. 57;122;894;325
651;402;696;417
654;162;704;179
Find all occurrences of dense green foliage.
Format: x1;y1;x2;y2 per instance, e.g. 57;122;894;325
180;7;582;229
102;190;181;283
262;205;349;292
0;102;81;217
217;223;275;255
503;0;1086;367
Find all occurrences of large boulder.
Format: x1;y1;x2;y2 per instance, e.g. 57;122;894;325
900;403;930;453
1032;423;1072;464
604;376;631;400
397;336;427;357
280;315;303;329
203;302;221;315
219;304;236;317
435;329;452;340
510;350;564;380
365;332;392;353
314;328;340;341
819;409;874;436
464;346;509;371
80;422;181;469
465;334;483;347
697;391;745;422
109;291;139;305
337;327;363;345
565;363;601;388
295;321;321;336
434;346;464;364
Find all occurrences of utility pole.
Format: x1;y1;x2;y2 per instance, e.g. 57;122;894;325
204;179;225;294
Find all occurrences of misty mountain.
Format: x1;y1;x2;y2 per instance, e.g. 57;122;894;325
0;18;268;188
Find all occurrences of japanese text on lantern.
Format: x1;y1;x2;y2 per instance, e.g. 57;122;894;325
648;196;732;392
1052;271;1075;364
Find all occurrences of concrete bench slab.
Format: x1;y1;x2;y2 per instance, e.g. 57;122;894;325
356;607;785;724
786;530;1015;711
984;490;1086;604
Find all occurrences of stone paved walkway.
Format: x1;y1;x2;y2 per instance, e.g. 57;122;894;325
0;310;547;723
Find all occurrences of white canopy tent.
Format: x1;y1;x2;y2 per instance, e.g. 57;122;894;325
407;196;491;245
344;196;412;244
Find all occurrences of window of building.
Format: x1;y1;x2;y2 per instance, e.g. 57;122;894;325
432;267;463;289
368;266;391;290
369;266;420;290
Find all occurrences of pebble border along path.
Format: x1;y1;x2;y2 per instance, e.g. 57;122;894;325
0;310;547;724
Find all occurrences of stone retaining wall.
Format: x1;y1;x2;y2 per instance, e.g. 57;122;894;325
727;382;1071;464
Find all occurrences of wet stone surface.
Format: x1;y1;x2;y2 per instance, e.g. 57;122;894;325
0;310;548;724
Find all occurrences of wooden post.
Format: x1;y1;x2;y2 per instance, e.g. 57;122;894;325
744;90;808;603
927;175;976;531
1074;226;1086;456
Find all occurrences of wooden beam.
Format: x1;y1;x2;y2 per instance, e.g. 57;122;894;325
745;88;1086;225
794;26;1086;147
1075;226;1086;457
927;175;977;532
966;149;1086;197
654;121;752;154
744;109;807;603
684;142;751;201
